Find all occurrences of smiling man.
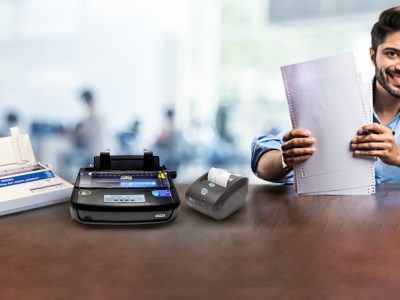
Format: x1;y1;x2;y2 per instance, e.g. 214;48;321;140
251;6;400;184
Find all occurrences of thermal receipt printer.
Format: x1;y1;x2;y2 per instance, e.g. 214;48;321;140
70;149;180;225
185;168;248;220
0;127;73;216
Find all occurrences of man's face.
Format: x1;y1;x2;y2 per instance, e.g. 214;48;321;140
371;31;400;98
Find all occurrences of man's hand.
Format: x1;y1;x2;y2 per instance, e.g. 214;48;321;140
282;129;316;168
351;123;400;166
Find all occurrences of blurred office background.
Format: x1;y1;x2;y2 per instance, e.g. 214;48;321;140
0;0;398;183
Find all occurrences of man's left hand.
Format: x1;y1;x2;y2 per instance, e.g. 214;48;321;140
351;123;400;166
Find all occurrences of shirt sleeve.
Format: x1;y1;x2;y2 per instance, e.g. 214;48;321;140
250;134;293;184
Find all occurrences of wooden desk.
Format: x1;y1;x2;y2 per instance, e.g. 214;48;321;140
1;184;400;299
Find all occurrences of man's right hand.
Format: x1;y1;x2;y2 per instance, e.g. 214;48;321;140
281;129;316;168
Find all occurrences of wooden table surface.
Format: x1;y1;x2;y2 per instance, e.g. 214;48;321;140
1;184;400;300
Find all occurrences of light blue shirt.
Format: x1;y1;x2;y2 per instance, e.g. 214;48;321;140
251;112;400;184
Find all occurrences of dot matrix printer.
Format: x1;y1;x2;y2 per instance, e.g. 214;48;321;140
70;150;180;225
0;127;73;215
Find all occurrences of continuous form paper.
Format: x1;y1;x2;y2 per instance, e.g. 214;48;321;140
296;79;375;195
281;53;375;195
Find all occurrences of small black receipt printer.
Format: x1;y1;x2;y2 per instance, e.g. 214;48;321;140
185;168;248;220
70;150;180;225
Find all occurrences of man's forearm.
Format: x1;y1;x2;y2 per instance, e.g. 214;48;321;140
256;150;291;182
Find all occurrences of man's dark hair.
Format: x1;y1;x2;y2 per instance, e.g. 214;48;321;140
371;6;400;52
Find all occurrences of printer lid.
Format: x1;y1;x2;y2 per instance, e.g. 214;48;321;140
0;127;37;177
75;150;172;189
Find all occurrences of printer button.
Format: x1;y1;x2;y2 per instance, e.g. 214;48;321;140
201;188;208;196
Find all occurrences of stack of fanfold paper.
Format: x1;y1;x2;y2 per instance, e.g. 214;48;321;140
281;53;375;195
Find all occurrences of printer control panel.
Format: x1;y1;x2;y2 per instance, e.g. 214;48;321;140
104;194;146;203
103;189;172;203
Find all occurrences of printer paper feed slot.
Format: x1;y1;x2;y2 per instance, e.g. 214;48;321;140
77;171;170;189
207;168;232;187
0;128;37;173
0;141;19;167
11;127;23;163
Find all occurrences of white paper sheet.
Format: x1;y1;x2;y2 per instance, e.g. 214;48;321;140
281;53;375;195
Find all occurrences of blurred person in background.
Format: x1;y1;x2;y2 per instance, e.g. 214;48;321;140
117;119;141;154
209;104;241;167
72;89;105;163
0;111;20;137
154;108;184;171
59;90;106;176
57;89;107;180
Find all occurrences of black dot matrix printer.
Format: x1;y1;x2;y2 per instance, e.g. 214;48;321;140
70;150;180;225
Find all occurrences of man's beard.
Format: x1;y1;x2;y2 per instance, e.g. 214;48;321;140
375;66;400;98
